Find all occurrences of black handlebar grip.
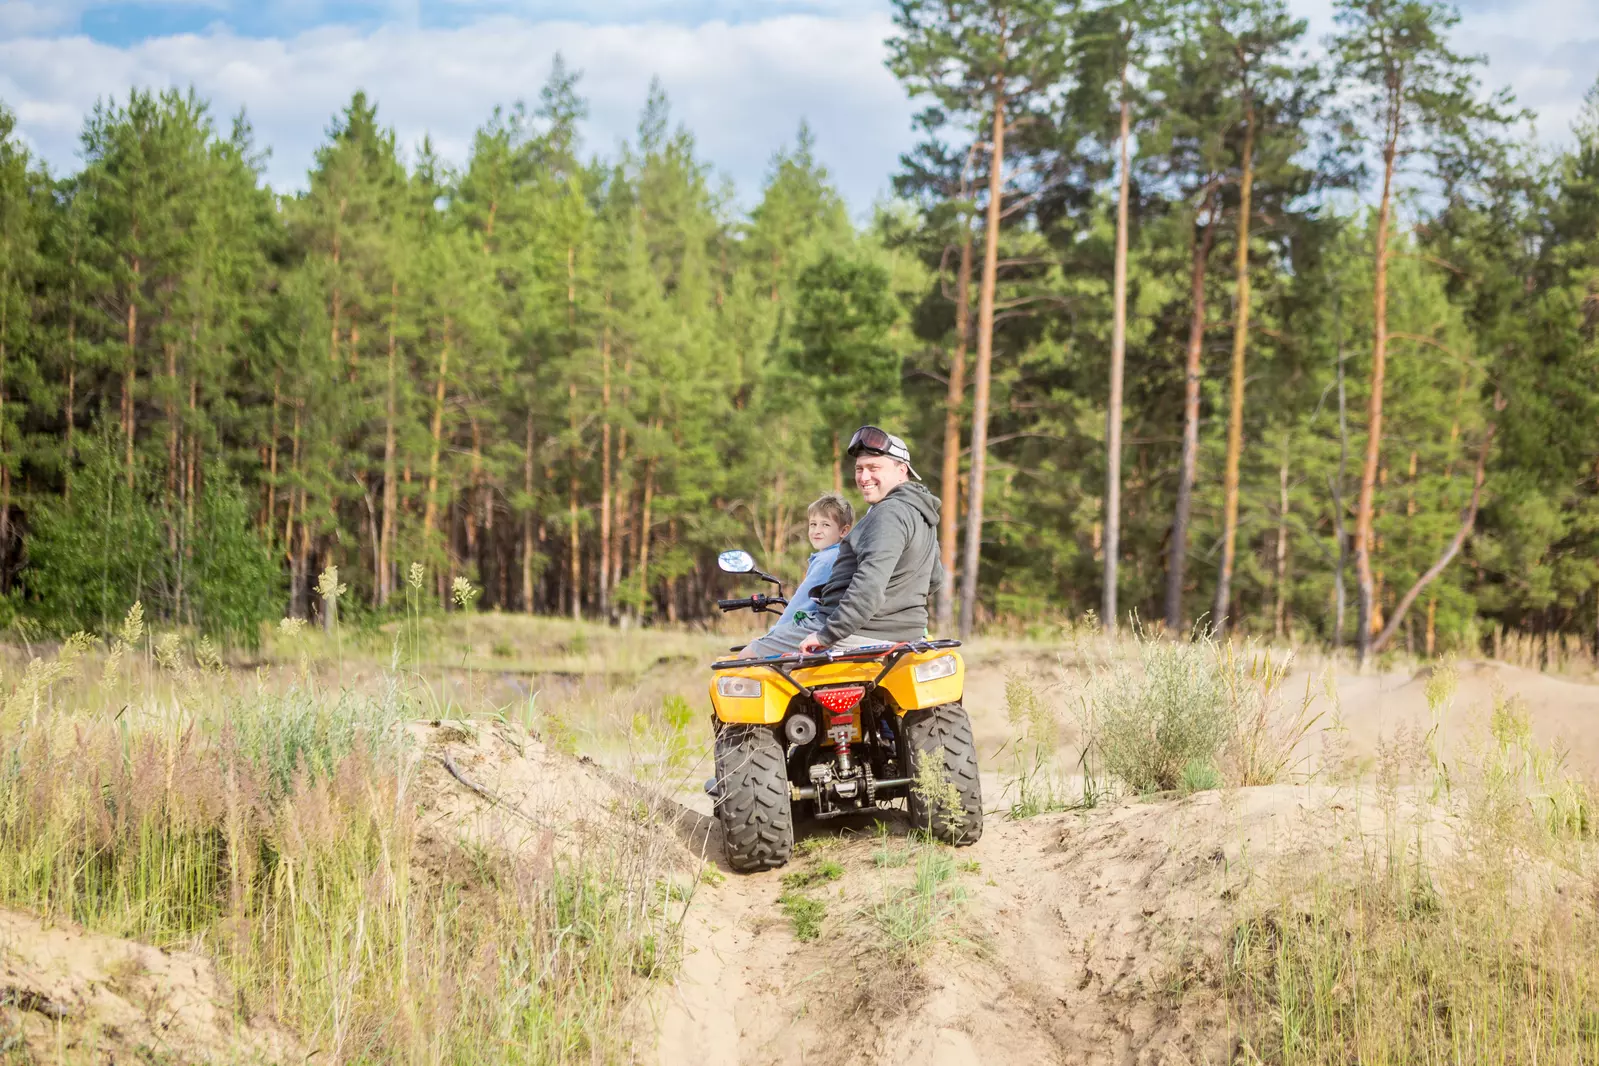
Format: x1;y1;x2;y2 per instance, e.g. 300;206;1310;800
717;597;751;611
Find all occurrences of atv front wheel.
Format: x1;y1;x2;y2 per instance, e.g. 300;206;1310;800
713;724;794;872
904;702;984;845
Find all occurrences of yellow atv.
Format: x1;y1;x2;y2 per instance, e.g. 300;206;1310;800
706;550;983;872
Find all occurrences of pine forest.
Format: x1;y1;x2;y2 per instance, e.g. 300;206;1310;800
3;0;1599;666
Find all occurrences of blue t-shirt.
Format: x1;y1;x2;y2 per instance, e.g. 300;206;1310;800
772;544;839;630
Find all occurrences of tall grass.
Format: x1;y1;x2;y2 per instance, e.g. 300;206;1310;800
1226;665;1599;1064
0;600;684;1063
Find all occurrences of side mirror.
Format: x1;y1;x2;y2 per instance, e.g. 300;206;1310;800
718;549;756;574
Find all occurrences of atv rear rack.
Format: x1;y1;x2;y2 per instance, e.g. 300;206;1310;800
711;639;962;699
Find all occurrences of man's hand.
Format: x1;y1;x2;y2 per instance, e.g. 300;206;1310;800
798;633;827;656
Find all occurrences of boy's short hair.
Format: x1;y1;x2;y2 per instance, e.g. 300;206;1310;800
807;493;854;529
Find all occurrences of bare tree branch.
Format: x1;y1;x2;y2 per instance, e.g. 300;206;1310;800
1370;413;1500;655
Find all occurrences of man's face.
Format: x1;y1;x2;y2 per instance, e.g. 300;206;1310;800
855;453;909;504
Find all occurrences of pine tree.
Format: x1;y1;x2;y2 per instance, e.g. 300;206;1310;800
889;0;1070;637
1331;0;1516;663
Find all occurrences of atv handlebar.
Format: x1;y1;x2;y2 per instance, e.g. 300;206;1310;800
717;594;788;614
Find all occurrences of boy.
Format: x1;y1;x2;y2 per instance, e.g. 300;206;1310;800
765;493;853;637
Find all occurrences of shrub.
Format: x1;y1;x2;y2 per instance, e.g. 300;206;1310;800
1089;634;1230;793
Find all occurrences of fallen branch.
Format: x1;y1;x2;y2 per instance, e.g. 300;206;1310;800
438;752;553;830
1;986;71;1020
1370;411;1500;656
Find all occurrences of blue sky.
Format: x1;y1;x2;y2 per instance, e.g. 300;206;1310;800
2;0;1595;212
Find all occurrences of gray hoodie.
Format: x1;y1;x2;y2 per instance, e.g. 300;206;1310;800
813;481;945;645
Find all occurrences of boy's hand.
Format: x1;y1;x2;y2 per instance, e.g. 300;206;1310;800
798;634;827;656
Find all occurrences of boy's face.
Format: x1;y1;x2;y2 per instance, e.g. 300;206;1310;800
807;513;848;551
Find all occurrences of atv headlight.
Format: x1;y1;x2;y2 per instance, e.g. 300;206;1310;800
716;676;763;699
912;655;958;683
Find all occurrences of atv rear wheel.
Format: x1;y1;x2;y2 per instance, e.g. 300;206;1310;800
904;702;984;845
713;724;794;872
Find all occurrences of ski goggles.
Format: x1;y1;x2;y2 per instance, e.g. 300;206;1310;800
846;426;921;480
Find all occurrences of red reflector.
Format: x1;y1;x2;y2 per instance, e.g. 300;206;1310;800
814;686;865;714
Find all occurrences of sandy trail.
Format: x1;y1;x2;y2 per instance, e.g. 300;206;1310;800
647;781;1391;1066
645;652;1599;1066
0;908;301;1064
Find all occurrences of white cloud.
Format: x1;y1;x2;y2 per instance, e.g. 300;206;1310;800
1286;0;1598;145
0;1;81;35
0;12;914;212
2;0;1594;214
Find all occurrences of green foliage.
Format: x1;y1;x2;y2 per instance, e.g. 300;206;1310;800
1180;759;1223;794
25;440;278;646
777;890;827;941
787;248;904;457
1090;634;1232;793
780;859;844;889
867;842;965;961
0;21;1596;653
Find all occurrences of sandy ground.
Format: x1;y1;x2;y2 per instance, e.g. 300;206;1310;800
0;908;300;1064
958;646;1599;780
3;645;1594;1066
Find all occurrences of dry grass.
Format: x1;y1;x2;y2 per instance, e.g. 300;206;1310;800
0;594;689;1064
1225;661;1599;1064
1492;626;1599;679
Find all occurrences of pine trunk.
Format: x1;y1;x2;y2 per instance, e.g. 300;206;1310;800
959;64;1007;639
286;400;304;617
1273;437;1291;640
165;342;179;502
600;312;613;616
568;378;581;622
1214;99;1256;637
938;227;973;634
1104;72;1132;633
378;281;399;606
423;319;451;540
465;417;482;562
1356;107;1400;666
523;410;536;614
613;421;629;594
637;429;660;612
1166;191;1219;633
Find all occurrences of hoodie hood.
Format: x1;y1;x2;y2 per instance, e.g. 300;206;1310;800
883;480;941;528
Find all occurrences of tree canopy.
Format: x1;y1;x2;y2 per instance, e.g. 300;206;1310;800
0;7;1596;660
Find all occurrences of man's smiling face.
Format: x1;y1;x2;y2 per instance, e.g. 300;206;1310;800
854;453;908;504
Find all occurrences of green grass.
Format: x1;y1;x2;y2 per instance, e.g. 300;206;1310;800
781;859;844;889
866;843;965;962
778;891;827;941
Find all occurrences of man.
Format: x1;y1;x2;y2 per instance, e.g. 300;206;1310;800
741;426;943;658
